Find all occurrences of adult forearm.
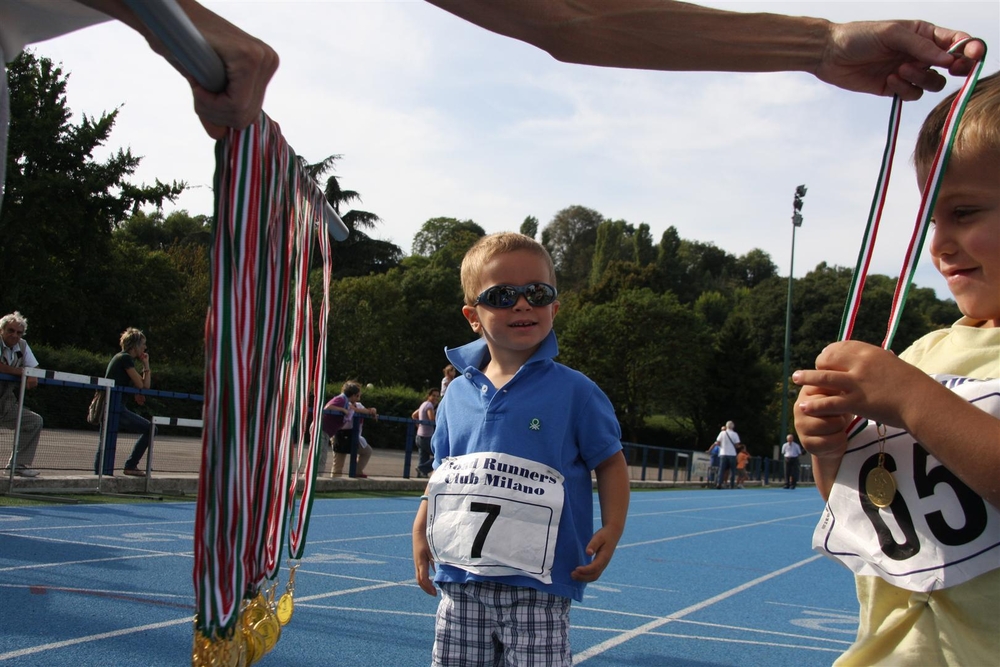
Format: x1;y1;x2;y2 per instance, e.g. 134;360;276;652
426;0;827;74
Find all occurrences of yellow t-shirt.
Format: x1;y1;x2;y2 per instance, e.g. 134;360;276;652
835;319;1000;666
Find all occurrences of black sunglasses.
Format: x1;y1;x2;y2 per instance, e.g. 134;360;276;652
474;283;558;309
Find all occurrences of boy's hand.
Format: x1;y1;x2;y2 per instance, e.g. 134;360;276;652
571;525;622;583
792;383;850;460
794;341;925;430
412;504;437;596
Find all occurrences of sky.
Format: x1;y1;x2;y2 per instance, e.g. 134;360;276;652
28;1;1000;299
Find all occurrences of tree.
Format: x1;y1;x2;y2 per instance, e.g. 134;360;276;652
305;155;401;279
412;217;486;258
558;288;710;441
520;215;539;239
0;50;183;348
734;249;777;288
541;205;603;291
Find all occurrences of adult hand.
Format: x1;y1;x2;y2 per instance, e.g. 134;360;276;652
144;0;279;138
819;21;984;101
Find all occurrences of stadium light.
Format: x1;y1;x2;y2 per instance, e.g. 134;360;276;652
780;185;806;448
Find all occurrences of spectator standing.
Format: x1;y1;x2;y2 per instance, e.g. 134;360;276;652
736;444;750;489
0;311;41;477
96;327;153;477
413;388;440;478
440;364;457;396
714;421;740;489
781;434;803;489
706;439;721;486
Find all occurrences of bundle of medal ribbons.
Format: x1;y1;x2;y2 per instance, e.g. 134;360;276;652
190;115;333;666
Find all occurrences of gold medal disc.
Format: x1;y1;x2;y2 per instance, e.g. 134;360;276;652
256;614;281;654
276;593;294;625
865;466;897;508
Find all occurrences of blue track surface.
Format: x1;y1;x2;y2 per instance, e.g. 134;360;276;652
0;489;859;665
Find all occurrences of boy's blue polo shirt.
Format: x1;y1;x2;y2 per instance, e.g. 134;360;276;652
431;330;622;601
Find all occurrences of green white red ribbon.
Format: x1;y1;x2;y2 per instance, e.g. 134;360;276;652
839;41;987;436
839;45;987;348
193;113;332;639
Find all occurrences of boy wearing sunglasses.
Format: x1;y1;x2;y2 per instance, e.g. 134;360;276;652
412;232;629;666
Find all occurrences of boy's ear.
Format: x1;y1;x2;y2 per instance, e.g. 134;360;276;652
462;305;482;334
552;300;560;319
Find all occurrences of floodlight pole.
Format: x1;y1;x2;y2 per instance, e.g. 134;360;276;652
780;185;807;446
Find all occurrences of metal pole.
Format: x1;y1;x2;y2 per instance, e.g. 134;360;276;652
780;186;806;443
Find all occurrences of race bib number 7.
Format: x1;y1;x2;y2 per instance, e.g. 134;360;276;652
814;375;1000;592
426;452;565;584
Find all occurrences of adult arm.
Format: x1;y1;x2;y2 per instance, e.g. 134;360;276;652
424;0;983;101
74;0;278;138
0;361;37;389
795;341;1000;508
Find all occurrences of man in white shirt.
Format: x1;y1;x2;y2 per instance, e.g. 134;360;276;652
0;311;42;477
714;421;740;489
781;434;803;489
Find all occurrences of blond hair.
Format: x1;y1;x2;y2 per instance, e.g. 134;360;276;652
915;70;1000;175
460;232;556;306
119;327;145;352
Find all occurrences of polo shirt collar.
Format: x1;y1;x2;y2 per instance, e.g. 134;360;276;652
445;330;559;373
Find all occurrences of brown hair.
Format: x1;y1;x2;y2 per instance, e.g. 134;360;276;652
914;70;1000;176
460;232;556;306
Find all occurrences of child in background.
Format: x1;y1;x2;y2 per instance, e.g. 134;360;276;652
793;71;999;665
735;444;750;489
412;232;629;666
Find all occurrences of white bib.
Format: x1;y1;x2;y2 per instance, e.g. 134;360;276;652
814;375;1000;591
426;452;565;584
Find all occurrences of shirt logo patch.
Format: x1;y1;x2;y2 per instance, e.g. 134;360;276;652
529;418;541;431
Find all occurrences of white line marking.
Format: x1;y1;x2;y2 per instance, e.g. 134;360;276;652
572;554;824;664
617;511;821;548
0;617;190;661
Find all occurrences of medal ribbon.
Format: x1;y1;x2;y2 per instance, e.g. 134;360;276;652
838;40;986;435
193;112;333;640
839;45;987;347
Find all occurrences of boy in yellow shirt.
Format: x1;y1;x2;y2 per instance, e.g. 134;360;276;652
793;70;999;665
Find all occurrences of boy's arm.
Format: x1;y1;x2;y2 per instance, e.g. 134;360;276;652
795;341;1000;508
412;493;437;596
572;451;629;582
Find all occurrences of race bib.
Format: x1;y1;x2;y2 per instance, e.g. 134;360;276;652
814;375;1000;591
426;452;565;583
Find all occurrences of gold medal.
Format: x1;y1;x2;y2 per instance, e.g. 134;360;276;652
276;593;294;625
256;613;281;655
865;465;896;508
242;623;263;666
864;424;896;509
276;563;297;626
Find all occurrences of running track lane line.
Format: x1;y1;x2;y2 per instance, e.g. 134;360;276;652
0;618;191;662
572;554;825;664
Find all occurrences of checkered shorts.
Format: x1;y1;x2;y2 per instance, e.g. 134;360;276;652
432;581;572;667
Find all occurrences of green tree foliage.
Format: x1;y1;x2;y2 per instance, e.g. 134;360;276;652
541;205;603;291
0;51;183;349
412;217;486;259
519;215;539;239
558;289;710;441
697;312;781;454
308;155;402;279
